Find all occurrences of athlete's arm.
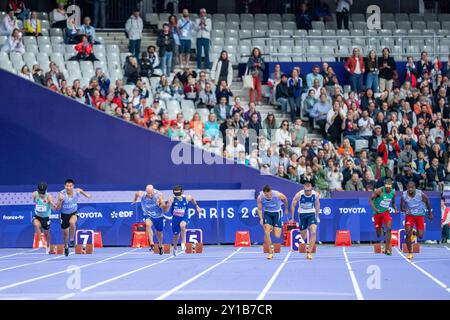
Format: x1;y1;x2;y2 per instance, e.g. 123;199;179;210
164;195;174;212
277;192;289;215
257;195;263;225
158;193;166;209
187;195;201;213
77;188;92;198
391;191;398;214
291;192;301;222
55;192;63;210
31;191;37;202
48;194;57;211
422;192;433;221
400;194;406;213
131;191;143;205
315;191;320;221
369;188;381;214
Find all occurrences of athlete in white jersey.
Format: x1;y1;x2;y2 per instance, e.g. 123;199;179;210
290;182;320;260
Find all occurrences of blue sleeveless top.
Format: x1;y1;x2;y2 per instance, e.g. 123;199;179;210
34;193;52;218
297;190;317;214
403;190;427;216
259;190;282;213
170;196;189;218
60;189;80;214
141;190;163;218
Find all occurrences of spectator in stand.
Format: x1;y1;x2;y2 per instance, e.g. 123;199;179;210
274;120;292;146
326;100;346;145
211;50;233;87
125;8;143;60
197;82;216;111
247;47;265;105
345;171;364;191
262;112;278;142
0;10;18;36
295;3;313;31
168;15;180;72
416;51;433;86
231;97;244;117
345;48;365;94
244;102;261;123
377;134;401;173
80;17;99;44
93;0;106;29
426;157;446;191
124;55;139;85
226;137;245;160
303;88;318;128
51;2;68;29
371;156;386;183
32;64;45;86
175;66;197;85
215;80;233;105
300;165;316;186
275;74;289;115
177;9;193;69
8;0;29;20
311;93;332;136
92;68;110;97
45;61;65;89
336;0;352;29
398;141;417;171
147;45;160;74
195;8;212;70
231;110;245;129
64;17;81;44
362;170;376;192
397;165;420;190
306;65;324;89
268;64;283;104
69;35;98;61
365;49;379;93
204;113;220;146
183;75;199;102
214;96;232;123
19;65;32;81
378;48;397;93
288;69;303;122
157;23;175;77
405;56;417;88
0;28;24;54
248;112;262;138
24;11;42;37
357;110;374;140
139;52;154;78
315;0;332;22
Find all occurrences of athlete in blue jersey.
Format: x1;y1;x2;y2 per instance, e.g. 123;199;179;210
257;185;289;260
32;182;57;254
55;179;92;256
132;184;166;254
164;185;201;256
400;181;433;260
290;182;320;260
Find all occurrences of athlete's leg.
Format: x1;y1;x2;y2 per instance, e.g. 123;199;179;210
180;220;187;247
43;228;51;248
385;220;392;252
308;224;317;253
405;225;413;253
172;233;180;250
62;228;69;246
273;227;282;240
69;215;77;243
145;218;155;246
300;229;308;243
32;218;42;239
264;224;273;252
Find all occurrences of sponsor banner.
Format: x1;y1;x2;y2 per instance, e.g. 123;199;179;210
0;198;440;247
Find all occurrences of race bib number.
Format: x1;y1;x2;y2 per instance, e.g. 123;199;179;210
173;208;185;217
300;202;313;209
380;199;391;208
36;204;47;212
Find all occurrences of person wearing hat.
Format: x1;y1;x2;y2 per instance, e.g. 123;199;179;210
125;8;143;60
275;74;289;114
32;182;57;254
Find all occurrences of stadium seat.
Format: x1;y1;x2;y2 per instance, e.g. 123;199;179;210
145;13;158;25
282;14;295;22
197;109;211;122
226;13;240;23
282;21;296;30
0;35;7;45
240;21;254;30
383;21;396;30
181;100;195;120
240;13;254;23
311;21;325;30
23;36;37;47
39;44;52;54
49;28;63;37
26;44;39;54
254;14;267;23
268;13;282;22
412;21;426;30
23;52;37;69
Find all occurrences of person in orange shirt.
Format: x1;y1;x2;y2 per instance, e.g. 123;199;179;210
337;138;354;157
189;112;205;143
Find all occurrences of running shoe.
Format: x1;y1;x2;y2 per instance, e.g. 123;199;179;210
306;252;313;260
69;240;75;248
407;253;413;260
385;248;392;256
149;244;154;252
45;246;50;255
64;246;69;257
266;253;273;260
159;245;163;255
173;246;177;256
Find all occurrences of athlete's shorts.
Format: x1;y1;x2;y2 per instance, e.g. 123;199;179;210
405;214;425;231
33;215;50;230
263;211;282;228
180;40;191;54
144;216;164;232
299;212;317;230
373;211;392;229
172;215;189;234
61;212;77;229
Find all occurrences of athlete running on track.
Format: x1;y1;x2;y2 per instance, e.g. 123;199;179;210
290;182;320;260
369;178;398;256
32;182;57;254
164;185;201;256
256;185;289;260
55;179;92;256
132;185;166;254
400;181;433;260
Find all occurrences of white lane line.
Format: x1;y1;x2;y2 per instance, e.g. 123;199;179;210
0;253;74;272
445;247;450;252
394;247;450;293
256;251;292;300
0;249;40;259
414;258;450;264
0;249;137;292
155;248;243;300
58;253;178;300
342;247;364;300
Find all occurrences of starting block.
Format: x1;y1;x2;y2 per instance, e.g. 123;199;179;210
373;243;385;254
298;243;317;253
402;243;420;253
75;244;94;254
185;242;203;254
153;244;171;254
263;243;281;253
49;244;64;255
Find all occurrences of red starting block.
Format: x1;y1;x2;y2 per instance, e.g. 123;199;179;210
298;243;317;253
75;244;94;254
131;231;149;248
234;231;251;247
33;232;48;248
49;244;64;254
93;231;103;248
153;244;172;254
185;242;203;254
263;243;281;253
373;243;385;254
335;230;352;246
402;243;420;253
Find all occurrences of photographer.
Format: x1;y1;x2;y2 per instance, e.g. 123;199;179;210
0;28;24;54
195;8;212;70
